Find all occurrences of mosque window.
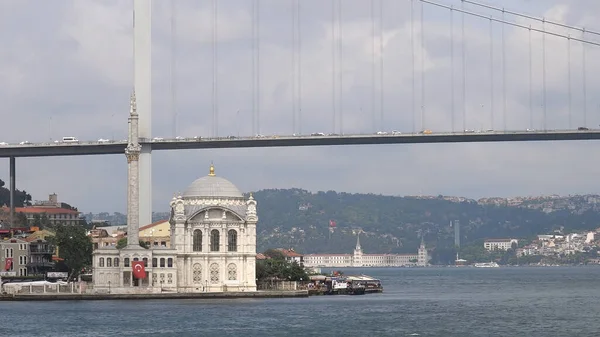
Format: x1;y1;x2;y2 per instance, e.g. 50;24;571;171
167;258;173;268
143;257;148;267
106;258;112;267
124;258;130;267
99;258;104;267
193;230;202;251
210;230;220;252
160;258;165;267
152;273;157;286
210;263;219;284
114;258;120;267
227;230;237;252
167;273;173;284
193;264;202;284
227;263;237;280
152;258;157;267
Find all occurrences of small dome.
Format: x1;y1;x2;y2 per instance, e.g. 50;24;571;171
182;165;243;199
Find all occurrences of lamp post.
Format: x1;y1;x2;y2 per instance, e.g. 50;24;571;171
236;110;240;137
108;280;111;294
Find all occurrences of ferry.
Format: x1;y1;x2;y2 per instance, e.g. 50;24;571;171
473;262;500;268
310;274;383;295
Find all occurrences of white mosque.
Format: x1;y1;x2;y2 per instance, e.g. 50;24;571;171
91;93;257;293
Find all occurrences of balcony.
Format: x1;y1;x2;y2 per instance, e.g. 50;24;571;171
29;247;55;254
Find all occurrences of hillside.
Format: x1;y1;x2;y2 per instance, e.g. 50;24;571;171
0;178;32;208
252;189;600;255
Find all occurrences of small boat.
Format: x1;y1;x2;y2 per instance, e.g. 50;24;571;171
473;262;500;268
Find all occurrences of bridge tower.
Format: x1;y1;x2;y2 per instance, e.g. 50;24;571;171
134;0;152;227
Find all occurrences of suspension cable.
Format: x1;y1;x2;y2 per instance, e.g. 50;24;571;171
411;0;415;134
338;0;343;135
380;0;384;131
419;0;600;47
170;0;177;137
212;0;217;137
331;0;336;133
567;35;572;129
421;1;425;131
256;0;261;135
461;0;600;37
461;1;466;131
489;17;493;130
297;0;302;135
251;0;256;136
371;0;376;132
450;6;454;132
542;20;546;131
528;26;532;130
291;0;296;134
501;10;506;131
582;30;587;127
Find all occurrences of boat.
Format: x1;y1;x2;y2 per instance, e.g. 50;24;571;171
473;262;500;268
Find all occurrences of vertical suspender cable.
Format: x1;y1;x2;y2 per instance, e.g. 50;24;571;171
461;3;466;131
502;9;506;131
371;0;376;132
411;0;415;133
380;0;384;131
170;0;177;137
489;17;493;129
339;0;343;134
421;1;425;130
528;26;533;130
215;0;219;137
542;20;546;131
298;0;302;135
332;0;336;133
256;0;261;135
292;0;296;134
582;29;587;127
450;7;454;132
251;0;256;136
567;35;572;129
211;0;217;138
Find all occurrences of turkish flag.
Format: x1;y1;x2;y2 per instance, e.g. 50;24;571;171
131;261;146;279
4;257;13;271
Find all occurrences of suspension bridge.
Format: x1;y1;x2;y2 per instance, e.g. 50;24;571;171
1;0;599;226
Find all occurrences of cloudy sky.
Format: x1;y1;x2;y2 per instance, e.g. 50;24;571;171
1;0;599;214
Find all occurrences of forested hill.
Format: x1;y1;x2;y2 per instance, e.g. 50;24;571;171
252;189;600;254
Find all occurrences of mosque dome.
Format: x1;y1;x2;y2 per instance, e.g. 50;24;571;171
182;164;244;199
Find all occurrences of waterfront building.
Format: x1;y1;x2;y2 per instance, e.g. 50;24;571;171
0;238;29;276
483;238;518;251
139;220;170;248
91;93;257;293
303;234;429;268
1;194;82;226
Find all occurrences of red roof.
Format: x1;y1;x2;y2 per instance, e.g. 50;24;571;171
256;253;267;260
276;248;304;258
1;206;79;215
139;219;169;231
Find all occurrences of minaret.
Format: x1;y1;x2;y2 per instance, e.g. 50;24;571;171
418;236;428;267
353;231;363;267
125;92;142;248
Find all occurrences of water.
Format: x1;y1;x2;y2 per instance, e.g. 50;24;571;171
2;267;599;336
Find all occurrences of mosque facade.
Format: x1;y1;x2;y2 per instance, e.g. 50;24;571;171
91;93;257;293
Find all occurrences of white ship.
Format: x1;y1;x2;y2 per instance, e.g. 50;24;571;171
473;262;500;268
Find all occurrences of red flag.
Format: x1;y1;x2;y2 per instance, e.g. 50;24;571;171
329;220;336;227
4;257;13;271
131;261;146;279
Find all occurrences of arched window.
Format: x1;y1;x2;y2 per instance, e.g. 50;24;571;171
167;258;173;268
152;258;157;267
114;258;120;267
143;257;148;267
106;258;112;267
193;229;202;252
228;230;237;252
160;258;165;267
99;257;104;267
133;257;139;261
124;258;130;267
227;263;237;280
211;230;220;252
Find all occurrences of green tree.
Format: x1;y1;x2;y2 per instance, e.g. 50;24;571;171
32;213;41;227
40;213;50;227
256;250;309;281
116;238;150;249
49;223;93;281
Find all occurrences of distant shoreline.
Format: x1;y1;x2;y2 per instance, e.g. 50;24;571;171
0;290;309;302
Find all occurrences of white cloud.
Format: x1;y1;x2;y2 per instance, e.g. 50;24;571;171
1;0;599;215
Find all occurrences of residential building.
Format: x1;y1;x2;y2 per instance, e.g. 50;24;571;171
484;238;519;251
274;248;304;265
139;220;170;248
0;238;30;276
0;194;82;226
25;231;56;275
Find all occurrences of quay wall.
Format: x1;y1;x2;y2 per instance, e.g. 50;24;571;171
0;290;309;301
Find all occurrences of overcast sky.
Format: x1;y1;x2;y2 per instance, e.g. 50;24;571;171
1;0;600;215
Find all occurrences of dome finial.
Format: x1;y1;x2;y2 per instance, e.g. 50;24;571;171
209;162;215;176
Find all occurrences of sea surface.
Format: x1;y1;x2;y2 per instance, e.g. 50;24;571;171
2;266;600;337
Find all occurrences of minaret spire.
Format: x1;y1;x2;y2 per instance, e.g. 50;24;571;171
125;91;142;248
355;231;362;251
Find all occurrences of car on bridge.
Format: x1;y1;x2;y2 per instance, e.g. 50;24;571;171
578;127;589;131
